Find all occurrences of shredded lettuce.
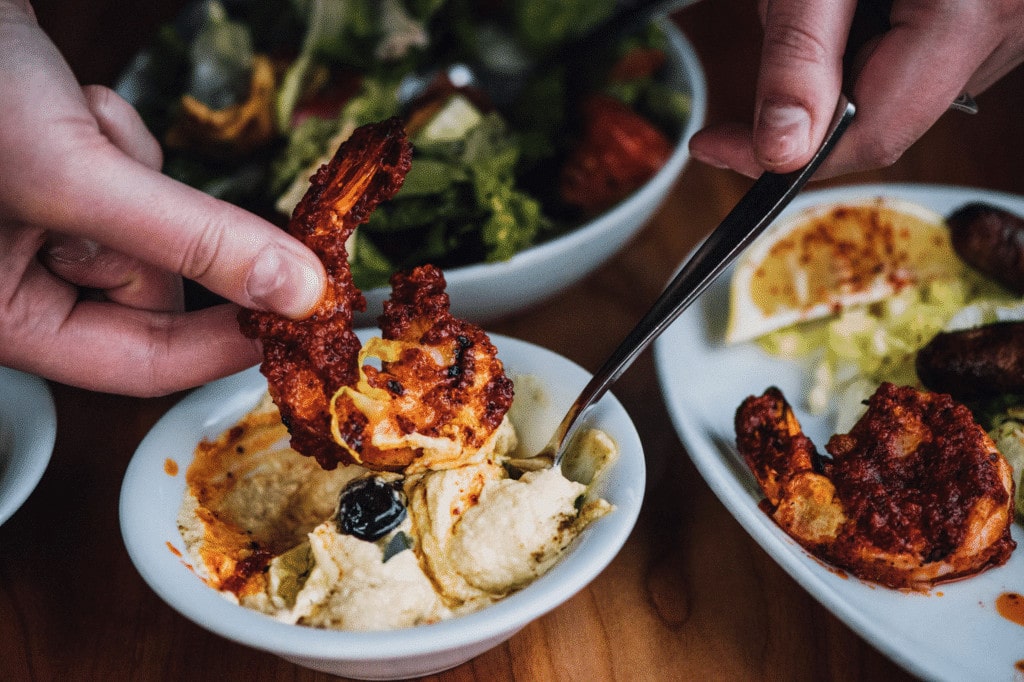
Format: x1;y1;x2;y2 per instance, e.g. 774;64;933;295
760;269;1016;420
988;416;1024;519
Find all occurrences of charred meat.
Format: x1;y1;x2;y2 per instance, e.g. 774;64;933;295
735;383;1016;590
948;202;1024;295
916;320;1024;401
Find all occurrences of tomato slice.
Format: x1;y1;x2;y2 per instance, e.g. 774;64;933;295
560;94;673;216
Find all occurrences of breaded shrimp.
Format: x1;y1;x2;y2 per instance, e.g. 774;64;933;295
329;265;513;472
239;119;512;471
735;383;1016;589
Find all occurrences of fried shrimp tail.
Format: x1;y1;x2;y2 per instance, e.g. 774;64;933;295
735;383;1016;590
239;118;411;470
239;118;513;472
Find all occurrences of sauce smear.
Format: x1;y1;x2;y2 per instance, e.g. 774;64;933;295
995;592;1024;627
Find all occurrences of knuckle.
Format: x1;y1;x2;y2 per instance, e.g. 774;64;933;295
178;219;225;282
83;84;163;170
81;83;115;112
860;135;907;170
761;18;831;69
138;320;181;398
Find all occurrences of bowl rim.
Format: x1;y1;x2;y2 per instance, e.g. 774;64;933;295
119;332;645;661
0;367;57;527
365;18;708;293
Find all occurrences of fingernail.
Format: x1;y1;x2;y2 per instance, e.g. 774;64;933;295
756;102;812;165
45;236;100;263
245;245;324;318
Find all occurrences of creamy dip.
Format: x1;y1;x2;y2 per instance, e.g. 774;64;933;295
177;388;617;631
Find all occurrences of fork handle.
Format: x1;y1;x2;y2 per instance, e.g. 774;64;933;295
548;95;856;465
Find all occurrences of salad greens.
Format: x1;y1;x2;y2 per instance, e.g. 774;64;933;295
510;0;617;52
760;269;1014;427
989;414;1024;518
119;0;691;291
187;2;254;109
353;109;545;287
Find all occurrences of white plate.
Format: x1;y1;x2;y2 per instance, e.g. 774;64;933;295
0;367;57;526
120;330;645;679
654;183;1024;682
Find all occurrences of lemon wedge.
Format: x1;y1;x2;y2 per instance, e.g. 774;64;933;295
725;197;963;344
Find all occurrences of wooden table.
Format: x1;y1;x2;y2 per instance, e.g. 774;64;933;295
6;1;1023;679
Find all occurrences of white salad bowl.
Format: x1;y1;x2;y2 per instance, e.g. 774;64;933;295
119;331;645;680
357;19;707;324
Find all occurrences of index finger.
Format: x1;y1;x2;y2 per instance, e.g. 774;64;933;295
0;28;324;319
21;143;326;320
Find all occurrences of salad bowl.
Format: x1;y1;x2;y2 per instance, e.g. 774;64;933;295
117;3;706;323
359;19;707;323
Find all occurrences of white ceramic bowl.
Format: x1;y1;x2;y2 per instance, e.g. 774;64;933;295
357;19;707;324
0;367;57;526
119;331;645;680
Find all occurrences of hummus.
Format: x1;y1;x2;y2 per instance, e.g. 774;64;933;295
178;387;616;631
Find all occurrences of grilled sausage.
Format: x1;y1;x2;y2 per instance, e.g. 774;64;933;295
948;203;1024;294
916;321;1024;400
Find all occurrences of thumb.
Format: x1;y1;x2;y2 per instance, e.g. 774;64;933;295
753;0;855;172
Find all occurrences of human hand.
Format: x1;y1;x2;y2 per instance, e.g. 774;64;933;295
688;0;1024;179
0;1;325;396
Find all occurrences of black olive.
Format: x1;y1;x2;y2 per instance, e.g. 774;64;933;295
335;477;408;542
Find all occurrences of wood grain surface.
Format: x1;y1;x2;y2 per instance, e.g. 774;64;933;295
5;0;1024;679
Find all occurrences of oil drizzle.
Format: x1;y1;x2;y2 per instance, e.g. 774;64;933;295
996;592;1024;627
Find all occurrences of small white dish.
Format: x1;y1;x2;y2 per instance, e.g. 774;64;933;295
357;19;707;324
655;183;1024;682
0;367;57;526
120;331;645;680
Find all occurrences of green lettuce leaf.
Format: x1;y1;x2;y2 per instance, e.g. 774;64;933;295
350;111;547;282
